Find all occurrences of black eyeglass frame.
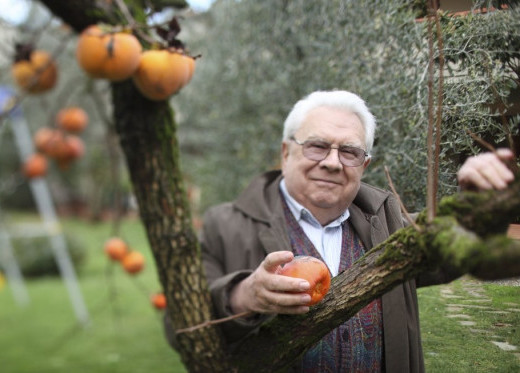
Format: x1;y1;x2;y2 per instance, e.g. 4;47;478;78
289;136;369;167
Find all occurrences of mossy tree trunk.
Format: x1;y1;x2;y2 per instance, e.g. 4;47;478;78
37;1;520;372
111;81;230;371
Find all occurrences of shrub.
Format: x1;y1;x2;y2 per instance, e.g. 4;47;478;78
4;233;86;277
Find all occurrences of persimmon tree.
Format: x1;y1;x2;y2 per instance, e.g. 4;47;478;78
25;0;520;372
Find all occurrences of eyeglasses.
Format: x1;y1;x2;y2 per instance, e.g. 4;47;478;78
290;136;368;167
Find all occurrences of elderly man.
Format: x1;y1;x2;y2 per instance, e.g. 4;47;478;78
181;90;515;372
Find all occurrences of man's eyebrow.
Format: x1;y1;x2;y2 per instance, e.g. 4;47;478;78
305;136;364;148
339;143;363;148
305;136;328;141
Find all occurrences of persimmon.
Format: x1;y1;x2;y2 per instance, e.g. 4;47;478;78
150;293;167;310
63;135;85;160
104;237;128;261
56;107;88;133
23;153;48;179
278;255;331;306
12;47;57;94
121;251;145;274
132;49;195;101
33;127;56;153
182;54;196;86
76;25;142;82
38;130;67;159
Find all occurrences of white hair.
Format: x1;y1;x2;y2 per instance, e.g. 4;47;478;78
282;90;377;154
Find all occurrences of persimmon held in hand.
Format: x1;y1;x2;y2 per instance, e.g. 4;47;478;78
278;255;331;306
150;293;167;310
23;153;48;179
12;46;57;94
76;25;142;82
56;107;88;133
121;250;145;274
104;237;128;262
132;49;195;101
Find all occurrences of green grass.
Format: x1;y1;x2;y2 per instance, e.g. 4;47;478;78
419;279;520;372
1;214;519;372
0;214;186;373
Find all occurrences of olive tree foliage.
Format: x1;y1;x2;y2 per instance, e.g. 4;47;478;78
177;0;519;212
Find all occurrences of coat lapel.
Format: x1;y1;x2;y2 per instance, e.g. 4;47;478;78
350;195;414;373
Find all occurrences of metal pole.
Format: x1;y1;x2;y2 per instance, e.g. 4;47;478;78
6;95;90;326
0;208;30;307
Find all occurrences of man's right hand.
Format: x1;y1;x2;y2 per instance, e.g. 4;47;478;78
457;148;515;191
229;251;312;315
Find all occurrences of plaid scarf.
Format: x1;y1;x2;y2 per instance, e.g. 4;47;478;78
282;197;384;372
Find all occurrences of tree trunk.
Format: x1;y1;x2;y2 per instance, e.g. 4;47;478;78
111;81;231;371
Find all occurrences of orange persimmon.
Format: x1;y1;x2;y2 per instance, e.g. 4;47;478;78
121;250;145;274
12;49;57;94
76;25;142;82
150;293;167;310
278;255;331;306
132;49;195;101
56;107;88;133
104;237;128;261
23;153;48;179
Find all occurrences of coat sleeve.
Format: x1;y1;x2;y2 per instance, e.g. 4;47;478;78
163;203;268;349
199;203;271;345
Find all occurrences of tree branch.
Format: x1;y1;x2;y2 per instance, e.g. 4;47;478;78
229;178;520;372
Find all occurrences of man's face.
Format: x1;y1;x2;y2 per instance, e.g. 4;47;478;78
281;106;371;225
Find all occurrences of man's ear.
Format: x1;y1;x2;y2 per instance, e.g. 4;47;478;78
363;156;371;170
281;141;289;173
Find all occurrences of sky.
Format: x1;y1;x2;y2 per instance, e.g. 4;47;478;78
0;0;215;25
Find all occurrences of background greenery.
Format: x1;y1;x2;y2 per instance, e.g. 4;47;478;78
176;0;519;212
1;1;518;215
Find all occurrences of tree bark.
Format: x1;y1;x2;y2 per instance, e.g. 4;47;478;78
111;80;231;372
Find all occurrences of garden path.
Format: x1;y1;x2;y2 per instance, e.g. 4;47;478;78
439;277;520;361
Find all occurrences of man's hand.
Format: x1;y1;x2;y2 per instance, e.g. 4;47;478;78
457;148;515;191
229;251;312;315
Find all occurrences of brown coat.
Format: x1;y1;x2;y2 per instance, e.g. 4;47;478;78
200;170;431;373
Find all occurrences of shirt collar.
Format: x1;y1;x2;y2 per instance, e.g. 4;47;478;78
279;178;350;228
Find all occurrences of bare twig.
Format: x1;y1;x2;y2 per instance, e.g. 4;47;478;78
433;7;445;214
425;1;445;223
176;311;254;334
384;166;421;232
425;3;436;223
466;129;496;153
482;54;518;169
114;0;136;28
113;0;156;45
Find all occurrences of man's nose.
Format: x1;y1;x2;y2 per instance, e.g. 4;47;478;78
319;147;342;170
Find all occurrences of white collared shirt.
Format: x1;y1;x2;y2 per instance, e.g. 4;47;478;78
279;179;349;276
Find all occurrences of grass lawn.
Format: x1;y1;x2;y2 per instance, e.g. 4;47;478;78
1;213;519;372
0;215;186;373
419;279;520;372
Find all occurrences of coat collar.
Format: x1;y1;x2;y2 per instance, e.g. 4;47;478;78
234;170;393;229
